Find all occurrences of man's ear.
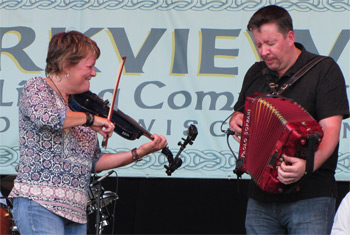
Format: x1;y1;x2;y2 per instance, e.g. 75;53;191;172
287;30;295;46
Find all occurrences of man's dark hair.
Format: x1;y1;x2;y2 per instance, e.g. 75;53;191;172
247;5;293;36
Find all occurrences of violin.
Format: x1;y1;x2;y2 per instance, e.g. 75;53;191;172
69;90;185;175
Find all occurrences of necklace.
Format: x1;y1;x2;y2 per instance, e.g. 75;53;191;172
49;76;68;105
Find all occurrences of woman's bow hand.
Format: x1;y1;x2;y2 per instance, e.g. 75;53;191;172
90;116;115;138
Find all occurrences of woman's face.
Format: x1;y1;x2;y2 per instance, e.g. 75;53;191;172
66;53;97;94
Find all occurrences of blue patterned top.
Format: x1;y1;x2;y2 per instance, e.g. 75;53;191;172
10;77;102;224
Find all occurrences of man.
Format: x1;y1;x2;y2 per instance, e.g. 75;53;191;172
229;5;349;234
331;192;350;234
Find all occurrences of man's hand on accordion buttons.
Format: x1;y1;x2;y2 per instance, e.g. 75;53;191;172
277;155;306;185
229;111;244;142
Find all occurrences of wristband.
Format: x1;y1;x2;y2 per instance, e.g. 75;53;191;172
132;148;141;162
84;113;94;127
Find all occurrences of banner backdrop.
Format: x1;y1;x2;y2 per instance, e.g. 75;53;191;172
0;1;349;180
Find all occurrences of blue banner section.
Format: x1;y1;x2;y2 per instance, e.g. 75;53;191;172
0;0;349;180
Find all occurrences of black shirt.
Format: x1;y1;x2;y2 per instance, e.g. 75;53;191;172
234;43;349;202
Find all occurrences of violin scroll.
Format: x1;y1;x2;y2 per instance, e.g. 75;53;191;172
178;124;198;147
164;124;198;176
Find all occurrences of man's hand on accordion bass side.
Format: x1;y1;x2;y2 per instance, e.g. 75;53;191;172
229;111;244;142
277;155;306;185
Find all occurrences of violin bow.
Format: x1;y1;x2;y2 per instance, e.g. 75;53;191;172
102;56;127;149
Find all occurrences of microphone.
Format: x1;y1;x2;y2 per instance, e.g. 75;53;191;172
90;170;114;187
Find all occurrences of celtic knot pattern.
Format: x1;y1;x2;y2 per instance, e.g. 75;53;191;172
335;152;350;173
114;148;237;172
0;0;349;11
115;148;350;175
1;146;350;177
0;146;19;169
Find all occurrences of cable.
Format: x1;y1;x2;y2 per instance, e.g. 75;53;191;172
227;134;238;161
220;105;245;160
219;104;245;135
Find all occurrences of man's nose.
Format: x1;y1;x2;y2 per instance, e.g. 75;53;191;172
260;45;270;57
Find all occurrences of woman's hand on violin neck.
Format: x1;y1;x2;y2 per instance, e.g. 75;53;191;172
95;134;168;171
138;134;168;157
90;115;115;138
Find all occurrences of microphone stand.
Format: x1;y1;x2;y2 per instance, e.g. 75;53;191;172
89;171;114;235
94;183;103;235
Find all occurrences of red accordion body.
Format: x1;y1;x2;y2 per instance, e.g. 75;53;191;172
237;94;323;193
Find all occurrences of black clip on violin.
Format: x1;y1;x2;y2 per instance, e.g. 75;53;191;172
69;91;188;176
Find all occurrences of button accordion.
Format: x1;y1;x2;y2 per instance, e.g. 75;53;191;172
235;94;323;193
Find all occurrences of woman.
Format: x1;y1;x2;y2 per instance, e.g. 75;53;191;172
9;31;168;234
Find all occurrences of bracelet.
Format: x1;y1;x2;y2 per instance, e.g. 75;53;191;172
131;148;141;162
83;113;95;127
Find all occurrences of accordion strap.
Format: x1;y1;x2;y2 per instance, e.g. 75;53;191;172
305;132;320;174
278;56;326;95
283;132;319;194
266;56;326;95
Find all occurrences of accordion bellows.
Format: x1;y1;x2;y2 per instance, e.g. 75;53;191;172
237;94;323;193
